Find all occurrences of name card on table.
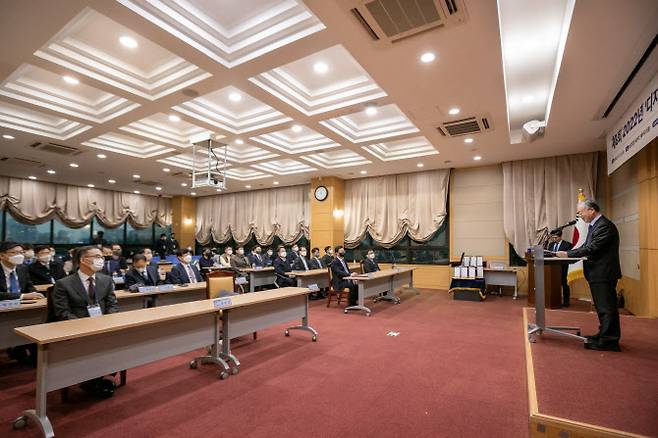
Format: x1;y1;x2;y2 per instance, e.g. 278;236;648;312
253;266;263;270
112;276;125;285
235;276;248;285
308;283;320;292
137;286;157;293
0;299;21;310
213;298;232;309
158;284;175;292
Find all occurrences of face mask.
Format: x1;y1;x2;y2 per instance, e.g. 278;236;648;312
313;253;319;258
183;255;193;264
368;253;375;260
256;249;262;254
24;251;35;259
145;254;152;261
327;250;333;255
280;252;287;258
38;254;51;263
300;251;307;257
292;247;298;252
237;249;244;255
63;261;73;272
91;258;105;272
267;251;273;256
8;254;25;265
226;249;233;255
338;251;345;257
104;255;112;261
137;267;146;273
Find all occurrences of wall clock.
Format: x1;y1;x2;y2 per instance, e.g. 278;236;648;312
314;185;328;201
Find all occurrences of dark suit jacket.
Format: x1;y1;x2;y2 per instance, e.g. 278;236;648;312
330;257;352;290
0;264;36;300
321;254;334;268
198;256;215;269
156;240;169;257
28;261;66;285
363;258;380;273
124;266;160;290
52;272;118;320
168;263;203;284
102;259;122;276
273;256;292;280
309;257;324;270
547;240;573;253
286;251;299;266
248;253;266;268
567;215;621;283
292;256;311;271
230;254;250;269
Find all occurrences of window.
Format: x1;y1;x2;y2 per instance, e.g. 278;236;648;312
53;220;90;245
93;217;124;245
126;222;152;245
344;221;449;265
5;214;51;244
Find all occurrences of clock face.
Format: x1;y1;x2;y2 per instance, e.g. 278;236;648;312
314;185;328;201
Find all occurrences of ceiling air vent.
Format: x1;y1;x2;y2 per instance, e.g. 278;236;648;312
437;115;493;137
0;156;44;168
346;0;467;43
28;142;81;156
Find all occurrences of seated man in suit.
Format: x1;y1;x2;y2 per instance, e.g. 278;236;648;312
219;246;233;268
363;249;381;273
286;243;300;266
249;246;266;268
230;247;250;270
101;245;122;276
331;246;358;307
321;246;334;269
309;247;324;270
110;243;128;271
265;248;275;266
292;247;310;271
548;230;574;307
1;242;45;365
142;247;158;267
168;249;203;284
273;246;296;287
52;245;119;398
198;248;216;269
124;254;161;291
28;245;65;285
22;244;36;265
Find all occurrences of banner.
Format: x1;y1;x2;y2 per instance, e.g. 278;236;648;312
607;73;658;175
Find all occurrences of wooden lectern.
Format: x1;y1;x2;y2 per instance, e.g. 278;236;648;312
525;252;565;309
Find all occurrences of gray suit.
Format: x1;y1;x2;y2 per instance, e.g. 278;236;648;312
52;272;119;321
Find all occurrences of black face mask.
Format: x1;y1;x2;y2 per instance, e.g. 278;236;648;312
104;255;112;261
338;251;345;257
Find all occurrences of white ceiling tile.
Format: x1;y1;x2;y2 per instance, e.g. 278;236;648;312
362;136;439;161
120;112;216;148
250;124;339;154
320;103;419;143
82;132;175;158
0;101;91;140
224;167;272;181
224;142;279;163
251;158;315;174
301;149;371;168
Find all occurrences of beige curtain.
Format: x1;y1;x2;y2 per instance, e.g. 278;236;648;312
195;185;310;245
502;152;599;255
0;176;171;229
344;169;450;248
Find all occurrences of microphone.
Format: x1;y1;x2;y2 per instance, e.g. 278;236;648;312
550;219;577;234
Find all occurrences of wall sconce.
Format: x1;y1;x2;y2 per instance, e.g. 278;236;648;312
333;209;344;218
183;217;193;225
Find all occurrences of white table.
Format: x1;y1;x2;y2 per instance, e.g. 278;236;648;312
483;269;519;299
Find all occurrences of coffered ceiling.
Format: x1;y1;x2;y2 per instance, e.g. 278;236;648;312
0;0;657;198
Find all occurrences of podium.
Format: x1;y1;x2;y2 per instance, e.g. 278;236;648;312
525;252;566;309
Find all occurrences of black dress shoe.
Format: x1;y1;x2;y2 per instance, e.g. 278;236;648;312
585;334;600;341
584;341;620;352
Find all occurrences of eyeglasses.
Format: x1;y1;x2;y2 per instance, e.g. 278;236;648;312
85;255;104;260
4;249;24;256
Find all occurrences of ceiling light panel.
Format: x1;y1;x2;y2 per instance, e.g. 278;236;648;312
362;136;439;161
225;142;279;163
82;132;175;158
0;64;140;123
120;112;216;148
320;103;418;143
34;8;211;101
224;167;272;181
0;101;91;140
497;0;576;143
251;158;315;175
301;149;371;169
250;125;339;154
117;0;326;68
172;86;291;134
157;151;232;171
249;44;387;116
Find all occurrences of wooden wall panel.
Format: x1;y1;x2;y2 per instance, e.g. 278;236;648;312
172;195;196;250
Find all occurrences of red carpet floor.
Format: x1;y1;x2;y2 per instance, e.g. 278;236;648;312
0;290;531;438
528;309;658;437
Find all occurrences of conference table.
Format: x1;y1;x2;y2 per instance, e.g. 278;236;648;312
12;287;317;438
241;267;276;292
0;283;208;349
287;263;361;288
344;267;415;316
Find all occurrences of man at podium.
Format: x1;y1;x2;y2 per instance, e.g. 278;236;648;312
556;199;621;352
548;230;573;307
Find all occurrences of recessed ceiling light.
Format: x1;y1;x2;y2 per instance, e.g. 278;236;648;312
155;186;162;191
365;106;378;116
2;134;15;140
360;170;367;175
47;169;56;174
69;163;79;168
168;114;181;122
119;36;138;49
28;176;37;180
291;124;302;133
190;192;196;196
132;174;140;179
162;168;170;172
313;61;328;74
448;107;460;115
417;163;424;168
245;185;251;189
473;155;482;161
97;153;107;159
62;75;79;85
87;184;95;188
273;181;279;185
181;182;188;187
133;190;140;194
228;92;242;102
108;179;116;184
235;138;244;145
420;52;436;63
464;137;474;144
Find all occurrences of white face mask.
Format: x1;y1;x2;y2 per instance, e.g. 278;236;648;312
63;261;73;272
226;249;233;255
300;251;307;257
183;255;193;264
24;251;35;259
237;249;244;255
91;258;105;272
368;253;375;260
137;267;146;273
145;254;152;261
280;252;287;258
38;254;51;264
8;254;25;265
